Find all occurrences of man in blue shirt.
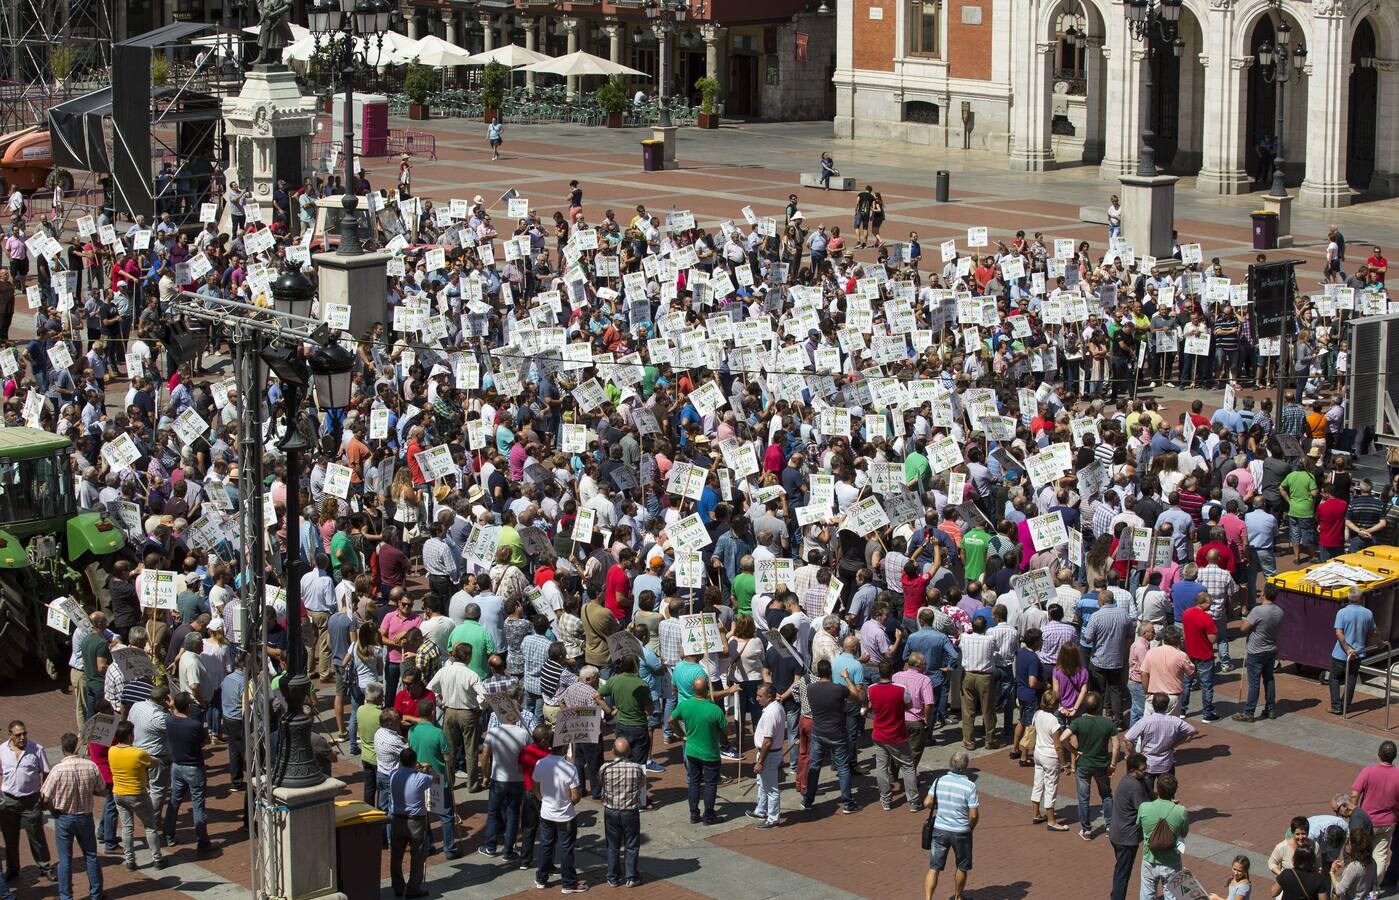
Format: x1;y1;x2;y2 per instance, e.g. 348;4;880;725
1169;565;1206;624
1243;497;1278;609
299;553;337;682
832;635;867;762
1330;591;1377;714
904;607;959;726
387;746;433;898
925;750;980;900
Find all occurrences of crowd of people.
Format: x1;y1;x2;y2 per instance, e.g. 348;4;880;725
0;144;1394;900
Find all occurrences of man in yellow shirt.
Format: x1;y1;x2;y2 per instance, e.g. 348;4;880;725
106;720;165;872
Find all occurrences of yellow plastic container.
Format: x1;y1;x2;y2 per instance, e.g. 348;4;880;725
1355;545;1399;568
334;799;386;827
1267;552;1399;602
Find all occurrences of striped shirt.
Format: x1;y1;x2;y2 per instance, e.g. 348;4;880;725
599;759;647;811
929;772;979;833
800;585;831;621
987;622;1019;667
520;634;552;696
958;633;996;674
39;755;103;814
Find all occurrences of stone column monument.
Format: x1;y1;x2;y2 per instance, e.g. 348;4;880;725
221;65;317;231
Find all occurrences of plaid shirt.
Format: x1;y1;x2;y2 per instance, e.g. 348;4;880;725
1280;403;1308;436
556;612;585;660
482;673;519;699
1092;502;1118;539
1254;410;1274;436
520;634;552;697
39;755;102;815
1197;564;1235;618
800;585;830;620
599;758;647;810
659;617;685;667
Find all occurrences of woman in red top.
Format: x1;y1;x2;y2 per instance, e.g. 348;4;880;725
901;559;932;624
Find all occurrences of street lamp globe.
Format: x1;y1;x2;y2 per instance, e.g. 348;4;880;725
270;269;315;320
308;342;356;410
308;0;341;34
1275;19;1291;48
1160;0;1182;22
1257;40;1274;68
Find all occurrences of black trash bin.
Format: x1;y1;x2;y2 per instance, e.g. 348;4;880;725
936;170;950;203
1251;210;1278;250
641;139;664;172
334;801;386;900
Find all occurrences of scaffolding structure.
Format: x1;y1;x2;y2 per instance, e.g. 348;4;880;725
0;0;112;132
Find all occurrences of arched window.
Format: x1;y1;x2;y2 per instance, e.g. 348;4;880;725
904;101;940;124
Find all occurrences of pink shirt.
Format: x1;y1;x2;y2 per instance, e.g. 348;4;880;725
1139;644;1194;696
1148;562;1180;598
1128;636;1151;684
1226;467;1255;500
1353;763;1399;827
892;668;934;723
380;611;423;664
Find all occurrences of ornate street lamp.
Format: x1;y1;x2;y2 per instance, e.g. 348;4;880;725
308;0;393;256
1123;0;1183;179
1256;15;1308;198
644;0;689;128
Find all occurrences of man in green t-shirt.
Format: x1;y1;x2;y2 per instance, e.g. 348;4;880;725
1280;467;1319;563
406;696;460;859
960;527;993;583
600;654;653;764
80;612;113;718
1137;772;1189;895
730;558;757;618
1066;692;1120;839
670;676;728;825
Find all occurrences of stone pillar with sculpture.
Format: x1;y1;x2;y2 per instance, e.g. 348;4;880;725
221;66;317;235
562;17;580;97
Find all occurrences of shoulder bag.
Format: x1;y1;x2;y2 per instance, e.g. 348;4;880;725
920;776;942;850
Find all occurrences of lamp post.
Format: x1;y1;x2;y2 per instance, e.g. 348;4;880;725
308;0;392;256
265;269;356;789
1124;0;1183;177
645;0;689;128
1256;17;1308;198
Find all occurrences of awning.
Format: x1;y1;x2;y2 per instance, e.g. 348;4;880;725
47;87;112;174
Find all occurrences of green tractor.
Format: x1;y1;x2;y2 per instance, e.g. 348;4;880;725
0;427;131;682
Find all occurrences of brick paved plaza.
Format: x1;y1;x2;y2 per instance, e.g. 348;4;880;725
5;116;1397;900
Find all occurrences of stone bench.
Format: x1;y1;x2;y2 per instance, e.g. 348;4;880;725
800;173;856;190
1079;206;1110;225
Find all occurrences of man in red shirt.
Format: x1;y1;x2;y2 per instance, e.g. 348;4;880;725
517;723;554;867
604;550;634;621
405;426;427;486
1366;246;1388;277
1317;484;1349;561
1180;592;1219;722
1194;531;1237;574
868;660;920;810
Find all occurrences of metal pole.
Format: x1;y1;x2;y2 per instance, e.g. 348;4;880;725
657;20;672;128
1136;45;1156;177
1269;68;1288;197
337;22;365;255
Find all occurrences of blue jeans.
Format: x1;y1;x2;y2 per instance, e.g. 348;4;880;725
164;763;208;846
685;755;720;819
803;735;853;809
604;808;640;884
536;817;578;886
1128;680;1146;729
203;689;222;739
1075;768;1113;833
1214;609;1233;667
1243;651;1277;717
376;772;392;844
784;704;801;767
1140;859;1180;900
53;812;102;900
1183;658;1216;718
345;681;365;753
433;801;458;856
484;780;523;854
98;793;117;848
930;678;949;724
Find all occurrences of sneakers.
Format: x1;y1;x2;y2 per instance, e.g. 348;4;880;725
124;860;137;872
1079;829;1093;841
744;810;764;819
644;762;666;774
153;857;166;870
840;804;858;815
756;820;778;829
625;879;641;887
799;798;813;811
1201;713;1221;723
535;881;549;890
479;847;500;857
720;747;742;761
562;882;589;894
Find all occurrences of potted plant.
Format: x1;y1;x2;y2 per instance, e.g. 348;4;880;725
49;46;75;85
404;60;435;120
481;59;508;123
596;75;627;128
695;75;720;129
150;54;171;88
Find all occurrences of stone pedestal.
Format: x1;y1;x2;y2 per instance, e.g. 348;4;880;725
314;248;391;336
264;776;348;900
652;125;677;168
1118;173;1179;260
1261;192;1294;249
222;65;317;231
